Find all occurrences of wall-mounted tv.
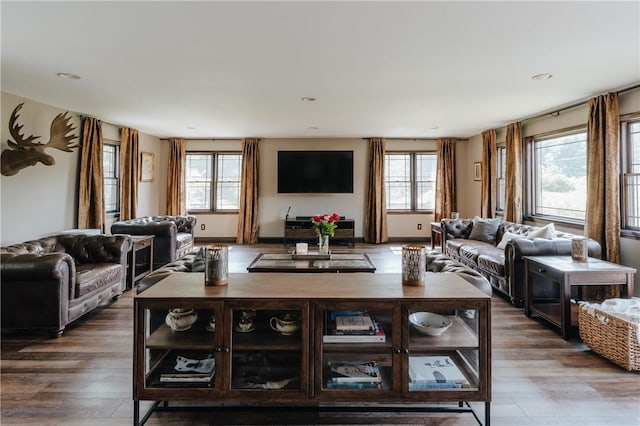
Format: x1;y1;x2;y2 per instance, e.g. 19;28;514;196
278;150;354;193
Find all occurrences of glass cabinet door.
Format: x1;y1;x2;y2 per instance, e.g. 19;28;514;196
140;301;223;393
225;301;309;398
315;302;399;396
404;302;483;395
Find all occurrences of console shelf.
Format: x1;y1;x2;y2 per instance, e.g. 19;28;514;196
134;272;491;425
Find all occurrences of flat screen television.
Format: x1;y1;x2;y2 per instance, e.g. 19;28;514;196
278;150;354;193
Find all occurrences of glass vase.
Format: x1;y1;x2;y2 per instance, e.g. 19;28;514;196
318;234;330;255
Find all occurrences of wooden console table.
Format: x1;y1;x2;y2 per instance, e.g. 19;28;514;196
430;222;443;251
524;256;636;340
134;272;491;425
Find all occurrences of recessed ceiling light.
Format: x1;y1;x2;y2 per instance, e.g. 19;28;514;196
301;96;317;102
56;72;81;80
532;73;553;80
307;126;320;130
187;126;196;130
430;126;439;130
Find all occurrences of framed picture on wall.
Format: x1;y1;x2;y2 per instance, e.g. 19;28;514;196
140;152;155;182
474;162;481;181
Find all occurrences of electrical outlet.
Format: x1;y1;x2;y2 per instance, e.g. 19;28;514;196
417;223;422;230
200;224;206;231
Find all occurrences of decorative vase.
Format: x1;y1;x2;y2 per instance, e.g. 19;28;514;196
318;234;330;255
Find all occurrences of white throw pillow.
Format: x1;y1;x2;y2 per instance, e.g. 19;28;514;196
527;223;557;239
496;231;523;250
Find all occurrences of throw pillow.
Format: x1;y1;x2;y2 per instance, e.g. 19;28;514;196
468;217;501;244
496;231;524;250
527;223;557;239
192;246;206;272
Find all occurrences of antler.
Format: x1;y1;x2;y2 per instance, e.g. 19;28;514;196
46;111;78;152
6;103;41;149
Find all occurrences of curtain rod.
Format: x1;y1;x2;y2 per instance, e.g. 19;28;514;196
520;82;640;123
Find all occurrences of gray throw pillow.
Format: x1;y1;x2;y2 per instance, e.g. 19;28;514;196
468;217;501;244
191;246;205;272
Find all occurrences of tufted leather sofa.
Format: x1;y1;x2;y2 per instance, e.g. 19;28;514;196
111;215;196;270
1;234;131;337
441;219;601;307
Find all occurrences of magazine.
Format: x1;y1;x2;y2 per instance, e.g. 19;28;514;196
408;356;468;385
159;353;215;383
328;360;383;383
335;315;375;331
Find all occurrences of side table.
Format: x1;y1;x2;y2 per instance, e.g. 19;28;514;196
127;235;154;290
430;222;443;251
523;255;636;339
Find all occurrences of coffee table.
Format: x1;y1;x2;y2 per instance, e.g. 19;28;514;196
246;252;376;273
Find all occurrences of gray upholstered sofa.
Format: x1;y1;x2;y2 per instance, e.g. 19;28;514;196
441;217;601;307
111;215;196;270
1;234;130;336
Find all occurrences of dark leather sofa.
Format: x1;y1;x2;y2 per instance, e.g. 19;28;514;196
111;215;196;270
1;234;130;336
441;218;601;307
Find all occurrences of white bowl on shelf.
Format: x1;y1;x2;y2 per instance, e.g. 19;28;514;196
409;312;452;336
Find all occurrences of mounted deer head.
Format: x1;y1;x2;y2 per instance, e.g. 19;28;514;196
1;103;79;176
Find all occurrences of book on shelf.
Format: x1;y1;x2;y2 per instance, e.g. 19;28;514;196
323;325;386;343
158;353;216;383
327;360;383;383
325;381;383;390
408;356;468;387
335;315;375;331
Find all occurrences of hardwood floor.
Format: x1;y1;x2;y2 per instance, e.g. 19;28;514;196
2;243;638;425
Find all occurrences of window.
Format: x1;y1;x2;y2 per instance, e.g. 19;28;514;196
103;143;119;213
622;117;640;230
527;129;587;222
496;146;506;212
186;152;242;212
385;153;437;211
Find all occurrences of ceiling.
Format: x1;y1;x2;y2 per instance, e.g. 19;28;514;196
2;1;639;139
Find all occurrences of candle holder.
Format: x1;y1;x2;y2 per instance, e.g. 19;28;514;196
204;244;228;286
571;237;588;262
402;245;426;287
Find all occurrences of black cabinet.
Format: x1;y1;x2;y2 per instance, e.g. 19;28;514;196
284;217;355;247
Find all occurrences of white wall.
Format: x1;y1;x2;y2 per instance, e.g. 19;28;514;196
0;92;164;245
1;93;81;245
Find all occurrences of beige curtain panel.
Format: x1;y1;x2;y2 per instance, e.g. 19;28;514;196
504;122;523;223
364;137;388;244
166;138;186;216
77;117;105;232
435;138;457;222
586;92;621;265
119;127;139;221
481;129;497;218
237;138;260;244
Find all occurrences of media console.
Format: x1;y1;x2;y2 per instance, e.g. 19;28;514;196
284;217;355;247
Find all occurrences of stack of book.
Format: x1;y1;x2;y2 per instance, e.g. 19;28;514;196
323;311;386;343
408;355;469;389
325;360;383;389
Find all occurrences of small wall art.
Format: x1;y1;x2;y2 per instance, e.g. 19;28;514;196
474;162;482;181
140;152;155;182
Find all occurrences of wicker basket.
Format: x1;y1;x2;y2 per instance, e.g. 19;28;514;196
578;305;640;371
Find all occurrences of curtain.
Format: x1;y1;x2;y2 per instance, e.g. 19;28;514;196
504;122;523;223
77;117;105;231
434;138;457;222
166;138;186;216
237;138;260;244
586;93;621;265
364;137;388;243
481;129;497;218
119;128;139;220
